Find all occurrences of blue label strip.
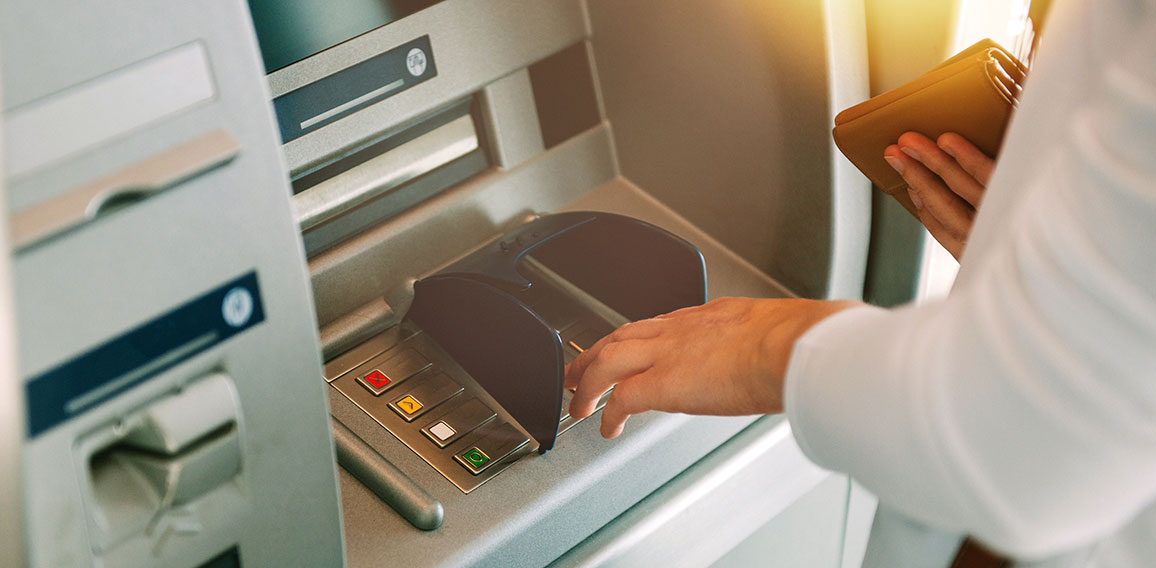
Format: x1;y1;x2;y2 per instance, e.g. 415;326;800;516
272;35;437;144
25;272;265;438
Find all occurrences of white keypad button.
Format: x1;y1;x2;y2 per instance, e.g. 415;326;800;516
429;421;456;441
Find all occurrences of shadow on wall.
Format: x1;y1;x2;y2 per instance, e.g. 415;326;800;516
587;0;835;299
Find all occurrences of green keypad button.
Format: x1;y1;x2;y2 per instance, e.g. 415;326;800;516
463;447;490;467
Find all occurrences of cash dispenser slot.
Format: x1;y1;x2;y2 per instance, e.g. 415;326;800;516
292;100;489;256
292;113;478;231
78;374;243;553
332;211;707;497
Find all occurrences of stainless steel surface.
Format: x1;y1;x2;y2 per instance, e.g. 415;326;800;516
318;297;396;362
11;129;240;250
324;324;406;383
293;114;479;230
333;419;444;531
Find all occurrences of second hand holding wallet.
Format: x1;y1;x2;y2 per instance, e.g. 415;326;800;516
832;39;1028;217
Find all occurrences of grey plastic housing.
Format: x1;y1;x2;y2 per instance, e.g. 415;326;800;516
1;0;345;566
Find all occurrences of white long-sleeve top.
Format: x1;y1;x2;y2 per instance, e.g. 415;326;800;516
784;0;1156;564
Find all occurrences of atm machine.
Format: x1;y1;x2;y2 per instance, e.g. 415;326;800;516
2;0;873;566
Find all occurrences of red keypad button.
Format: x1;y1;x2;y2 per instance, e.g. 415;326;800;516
356;369;394;395
364;370;390;389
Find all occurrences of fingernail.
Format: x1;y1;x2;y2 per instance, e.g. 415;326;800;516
938;141;957;158
907;188;923;209
900;146;920;161
884;155;905;175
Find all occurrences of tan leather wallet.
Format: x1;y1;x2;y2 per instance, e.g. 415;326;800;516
832;39;1027;217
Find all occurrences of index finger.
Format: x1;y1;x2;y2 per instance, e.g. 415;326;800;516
564;319;662;390
567;339;655;419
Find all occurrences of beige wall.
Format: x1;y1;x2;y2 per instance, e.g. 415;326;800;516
864;0;959;94
954;0;1034;58
864;0;1029;94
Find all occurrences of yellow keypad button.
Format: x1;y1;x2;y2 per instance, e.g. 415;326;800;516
395;395;423;415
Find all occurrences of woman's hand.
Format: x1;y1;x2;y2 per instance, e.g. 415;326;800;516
563;297;859;438
884;132;995;260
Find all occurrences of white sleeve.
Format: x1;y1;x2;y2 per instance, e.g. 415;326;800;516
784;9;1156;560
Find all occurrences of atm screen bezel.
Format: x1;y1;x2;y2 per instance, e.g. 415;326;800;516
247;0;443;73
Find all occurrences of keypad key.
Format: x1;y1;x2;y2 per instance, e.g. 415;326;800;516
420;397;496;448
454;421;529;475
388;372;463;422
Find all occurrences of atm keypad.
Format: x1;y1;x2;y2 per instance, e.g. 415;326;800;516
330;300;616;492
388;372;463;422
421;397;496;448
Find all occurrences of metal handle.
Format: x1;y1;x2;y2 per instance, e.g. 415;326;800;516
332;419;444;531
10;128;240;250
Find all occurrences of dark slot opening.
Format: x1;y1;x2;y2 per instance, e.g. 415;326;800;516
290;99;473;195
528;42;603;149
